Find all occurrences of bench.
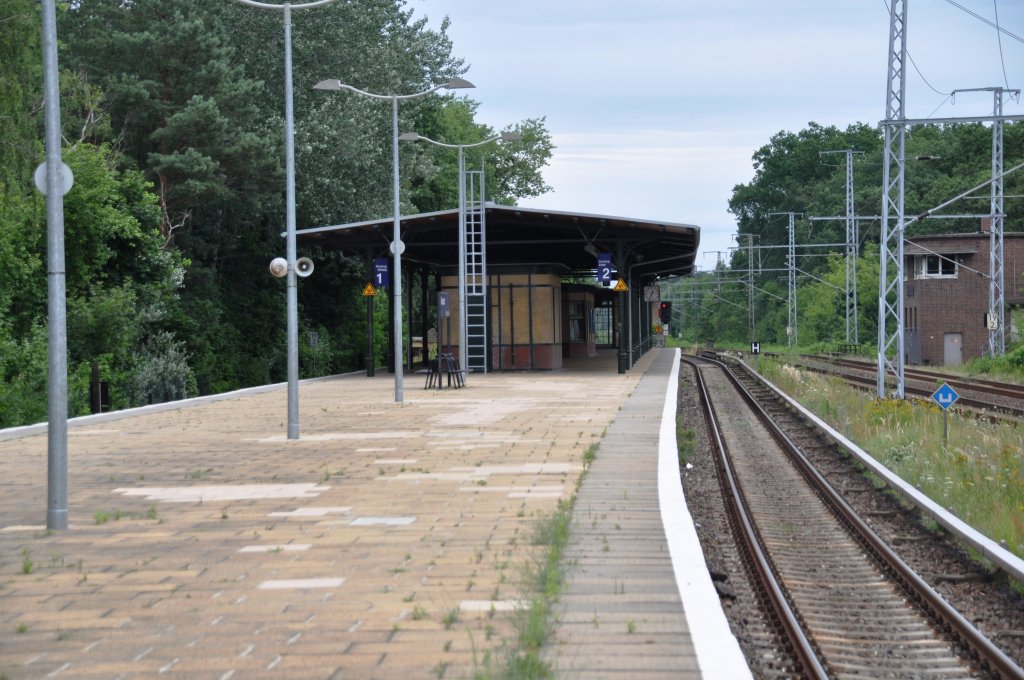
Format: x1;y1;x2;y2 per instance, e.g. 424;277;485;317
425;353;466;390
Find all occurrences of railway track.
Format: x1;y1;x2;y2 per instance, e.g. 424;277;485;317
767;353;1024;421
682;353;1024;679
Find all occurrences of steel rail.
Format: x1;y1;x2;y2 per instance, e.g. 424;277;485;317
683;355;828;679
707;352;1024;679
775;354;1024;421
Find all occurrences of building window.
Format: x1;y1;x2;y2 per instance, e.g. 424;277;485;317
594;299;614;346
568;301;584;342
917;254;957;278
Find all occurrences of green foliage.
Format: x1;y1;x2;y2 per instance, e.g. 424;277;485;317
760;358;1024;557
126;331;197;406
0;324;49;427
683;119;1019;350
1;0;554;427
404;100;555;214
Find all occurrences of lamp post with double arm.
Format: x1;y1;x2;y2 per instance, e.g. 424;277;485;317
313;77;475;402
398;131;520;376
235;0;337;440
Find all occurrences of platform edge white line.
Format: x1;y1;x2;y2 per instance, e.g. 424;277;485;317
658;348;753;679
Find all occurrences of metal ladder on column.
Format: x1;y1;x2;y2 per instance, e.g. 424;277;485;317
464;169;488;372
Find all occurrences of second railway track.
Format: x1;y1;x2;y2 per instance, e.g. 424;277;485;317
680;352;1024;679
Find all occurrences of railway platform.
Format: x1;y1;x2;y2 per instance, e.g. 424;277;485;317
0;348;746;679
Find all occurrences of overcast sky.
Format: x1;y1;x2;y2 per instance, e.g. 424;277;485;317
407;0;1024;271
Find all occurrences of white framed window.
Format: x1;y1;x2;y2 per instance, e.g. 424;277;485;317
916;254;957;278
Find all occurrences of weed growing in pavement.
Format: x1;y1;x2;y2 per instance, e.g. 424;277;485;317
513;498;572;675
94;510;109;525
759;357;1024;558
442;608;459;630
21;549;33;575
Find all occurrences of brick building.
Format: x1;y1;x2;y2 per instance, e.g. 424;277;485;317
904;229;1024;366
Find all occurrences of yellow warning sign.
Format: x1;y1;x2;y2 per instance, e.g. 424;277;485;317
614;278;629;292
362;282;376;297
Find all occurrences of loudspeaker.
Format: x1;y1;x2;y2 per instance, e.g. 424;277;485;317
269;257;287;278
296;257;314;277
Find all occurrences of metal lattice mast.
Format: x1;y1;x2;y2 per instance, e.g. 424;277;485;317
989;88;1016;355
737;234;756;342
822;149;865;344
748;236;755;342
787;213;797;349
768;213;799;348
878;0;908;398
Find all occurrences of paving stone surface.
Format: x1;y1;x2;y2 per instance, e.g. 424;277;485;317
545;350;702;678
0;351;691;679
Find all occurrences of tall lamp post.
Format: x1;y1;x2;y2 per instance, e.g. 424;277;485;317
398;131;520;376
236;0;337;440
313;77;475;403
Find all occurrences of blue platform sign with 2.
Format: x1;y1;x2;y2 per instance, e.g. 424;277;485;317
597;253;612;284
931;383;960;410
374;259;389;288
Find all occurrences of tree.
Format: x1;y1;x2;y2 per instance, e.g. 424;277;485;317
61;0;281;260
0;0;44;336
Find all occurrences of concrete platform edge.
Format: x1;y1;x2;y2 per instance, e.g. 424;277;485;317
658;348;753;679
0;370;369;442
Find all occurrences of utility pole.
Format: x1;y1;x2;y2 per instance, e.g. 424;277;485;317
737;234;757;343
878;0;908;398
787;215;797;349
986;87;1017;356
821;149;864;344
950;87;1018;357
706;251;727;296
769;213;801;349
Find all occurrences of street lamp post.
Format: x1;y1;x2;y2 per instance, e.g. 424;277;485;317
398;131;520;377
313;77;475;403
236;0;337;440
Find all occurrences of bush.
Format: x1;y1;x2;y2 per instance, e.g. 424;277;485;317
126;331;196;406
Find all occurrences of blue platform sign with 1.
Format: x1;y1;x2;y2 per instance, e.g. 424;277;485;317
597;253;612;284
374;258;389;288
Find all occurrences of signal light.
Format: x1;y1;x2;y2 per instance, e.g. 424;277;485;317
659;301;672;323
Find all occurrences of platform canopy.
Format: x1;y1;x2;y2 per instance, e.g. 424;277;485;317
294;203;700;283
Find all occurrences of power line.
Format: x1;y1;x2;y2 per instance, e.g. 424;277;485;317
993;0;1010;91
909;51;952;97
942;0;1024;45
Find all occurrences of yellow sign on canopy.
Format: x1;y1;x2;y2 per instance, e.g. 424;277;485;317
362;283;376;297
614;278;628;292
